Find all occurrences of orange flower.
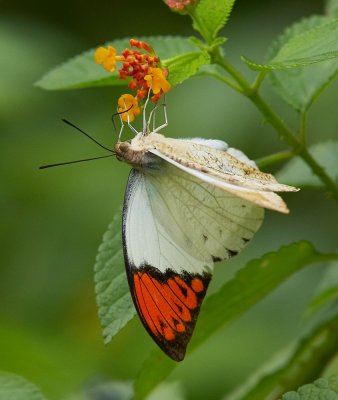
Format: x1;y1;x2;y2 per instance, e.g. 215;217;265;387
118;94;141;122
144;68;171;94
95;46;117;72
129;38;154;54
95;39;172;120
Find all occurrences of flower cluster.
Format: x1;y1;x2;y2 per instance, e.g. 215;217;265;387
164;0;197;12
95;39;171;122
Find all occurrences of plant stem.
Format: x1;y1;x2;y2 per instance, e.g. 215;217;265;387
239;314;338;400
299;111;307;144
256;150;294;169
211;47;338;202
199;69;243;92
314;252;338;263
252;70;268;92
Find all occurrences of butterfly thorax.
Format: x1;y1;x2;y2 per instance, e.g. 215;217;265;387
114;133;160;170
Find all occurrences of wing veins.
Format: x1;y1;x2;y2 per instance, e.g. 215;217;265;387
159;173;257;240
142;176;163;268
164;277;193;310
139;273;179;331
141;273;187;327
157;231;198;270
169;172;262;222
137;272;161;337
150;171;255;257
147;179;208;263
170;177;256;239
157;170;255;223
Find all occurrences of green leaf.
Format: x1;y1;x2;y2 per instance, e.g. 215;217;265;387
147;382;186;400
276;141;338;187
227;314;338;400
163;51;210;86
307;257;338;315
326;0;338;17
267;16;338;112
0;372;46;400
94;211;135;345
282;375;338;399
191;0;237;44
242;18;338;71
134;241;328;400
36;36;201;90
64;381;133;400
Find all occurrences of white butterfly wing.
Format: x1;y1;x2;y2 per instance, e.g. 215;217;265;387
149;148;291;213
123;162;264;361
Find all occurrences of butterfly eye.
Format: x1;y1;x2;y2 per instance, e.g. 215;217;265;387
115;141;130;153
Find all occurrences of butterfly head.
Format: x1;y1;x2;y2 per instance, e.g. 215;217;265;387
114;135;148;168
114;133;166;171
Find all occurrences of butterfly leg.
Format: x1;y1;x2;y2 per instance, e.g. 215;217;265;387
145;103;159;133
153;100;168;133
122;101;138;137
142;89;152;134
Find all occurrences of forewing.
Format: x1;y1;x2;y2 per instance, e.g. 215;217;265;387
122;166;263;361
146;134;298;201
149;148;291;213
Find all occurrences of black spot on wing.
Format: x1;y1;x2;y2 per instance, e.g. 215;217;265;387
212;249;238;262
227;249;238;257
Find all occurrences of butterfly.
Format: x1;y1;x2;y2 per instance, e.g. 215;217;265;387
114;110;298;362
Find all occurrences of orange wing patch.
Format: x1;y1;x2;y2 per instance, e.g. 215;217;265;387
131;268;211;361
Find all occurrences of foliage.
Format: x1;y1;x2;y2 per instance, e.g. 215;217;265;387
326;0;338;16
307;256;338;315
0;372;46;400
190;0;237;44
267;16;338;112
242;18;338;70
35;36;206;90
281;375;338;399
94;212;135;344
276;141;338;187
227;315;338;400
28;0;338;399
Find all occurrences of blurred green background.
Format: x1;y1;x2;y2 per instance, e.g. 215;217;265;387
1;0;338;399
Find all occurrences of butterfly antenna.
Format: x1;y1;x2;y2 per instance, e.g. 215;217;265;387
111;108;123;141
39;154;115;170
62;118;113;153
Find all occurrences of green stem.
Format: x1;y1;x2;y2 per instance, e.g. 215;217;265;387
313;253;338;263
256;150;294;169
248;90;300;148
299;111;307;145
200;70;243;92
239;314;338;400
252;70;268;91
298;147;338;195
211;47;338;202
214;55;250;93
